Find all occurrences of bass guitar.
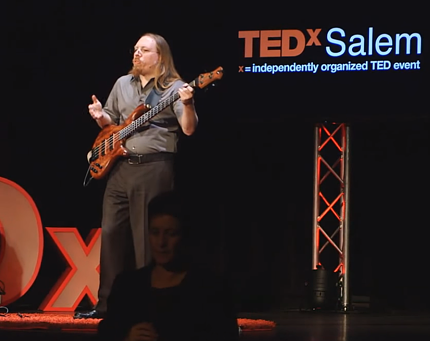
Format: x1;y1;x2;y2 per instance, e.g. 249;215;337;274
85;66;223;182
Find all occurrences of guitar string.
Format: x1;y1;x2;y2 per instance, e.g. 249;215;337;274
103;92;179;150
90;92;181;159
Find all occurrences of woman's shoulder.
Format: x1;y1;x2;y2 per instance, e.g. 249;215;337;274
114;264;153;286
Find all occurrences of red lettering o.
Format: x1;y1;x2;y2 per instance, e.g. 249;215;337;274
0;177;44;306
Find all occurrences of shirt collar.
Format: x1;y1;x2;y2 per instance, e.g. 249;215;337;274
131;75;156;91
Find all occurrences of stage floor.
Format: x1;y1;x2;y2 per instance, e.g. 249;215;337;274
240;311;430;340
1;311;430;340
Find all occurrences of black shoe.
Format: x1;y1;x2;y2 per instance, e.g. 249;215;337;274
74;309;104;319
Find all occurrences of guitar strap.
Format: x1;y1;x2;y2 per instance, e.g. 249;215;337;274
145;86;162;108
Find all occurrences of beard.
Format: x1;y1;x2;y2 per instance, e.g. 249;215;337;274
129;59;158;78
129;60;144;77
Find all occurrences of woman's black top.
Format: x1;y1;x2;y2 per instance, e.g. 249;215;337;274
97;264;239;341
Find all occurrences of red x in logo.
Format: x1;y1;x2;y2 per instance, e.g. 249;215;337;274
306;29;322;46
238;66;244;72
39;227;101;311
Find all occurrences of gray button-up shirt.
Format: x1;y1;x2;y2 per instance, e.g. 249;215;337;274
103;75;185;155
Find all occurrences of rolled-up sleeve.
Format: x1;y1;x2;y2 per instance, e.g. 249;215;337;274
103;79;120;125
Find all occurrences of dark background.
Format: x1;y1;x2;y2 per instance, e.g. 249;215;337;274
1;1;428;312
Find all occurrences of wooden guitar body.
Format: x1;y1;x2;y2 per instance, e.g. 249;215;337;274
87;104;149;180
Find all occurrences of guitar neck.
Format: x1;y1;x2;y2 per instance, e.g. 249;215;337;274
118;79;197;140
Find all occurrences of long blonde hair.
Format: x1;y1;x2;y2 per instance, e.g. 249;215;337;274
130;33;183;91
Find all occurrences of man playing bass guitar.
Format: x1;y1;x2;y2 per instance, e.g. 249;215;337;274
75;32;198;319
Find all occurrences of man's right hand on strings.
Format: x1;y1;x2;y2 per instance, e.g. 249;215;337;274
88;95;112;128
88;95;103;120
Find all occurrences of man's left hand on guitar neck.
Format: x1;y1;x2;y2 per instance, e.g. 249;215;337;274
177;83;198;136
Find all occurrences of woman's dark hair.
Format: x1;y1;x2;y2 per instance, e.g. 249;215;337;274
149;190;182;219
148;190;189;236
147;190;193;268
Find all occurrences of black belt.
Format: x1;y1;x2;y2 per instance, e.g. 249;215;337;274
126;152;174;165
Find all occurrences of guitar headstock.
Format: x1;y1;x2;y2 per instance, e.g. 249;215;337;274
194;66;224;90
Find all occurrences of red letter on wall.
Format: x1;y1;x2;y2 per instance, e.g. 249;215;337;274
39;228;101;311
0;177;44;306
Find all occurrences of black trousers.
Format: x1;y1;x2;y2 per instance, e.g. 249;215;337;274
95;155;174;313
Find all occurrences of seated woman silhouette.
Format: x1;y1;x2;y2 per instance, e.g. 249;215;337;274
97;191;239;341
